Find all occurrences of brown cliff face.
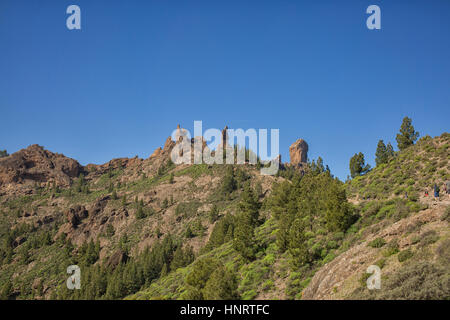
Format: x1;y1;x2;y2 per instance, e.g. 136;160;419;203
0;144;83;189
289;139;308;166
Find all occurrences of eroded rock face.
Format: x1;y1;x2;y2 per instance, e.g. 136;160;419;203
150;147;163;159
89;195;110;217
65;205;88;228
106;250;129;270
289;139;308;165
0;144;83;188
85;157;142;175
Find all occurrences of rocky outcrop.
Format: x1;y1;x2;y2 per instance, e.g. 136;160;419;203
65;205;88;228
163;136;175;153
106;250;129;269
89;196;110;217
150;147;163;159
85;157;142;175
289;139;308;166
0;144;83;188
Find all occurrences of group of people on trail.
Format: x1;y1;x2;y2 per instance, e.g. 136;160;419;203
425;181;450;200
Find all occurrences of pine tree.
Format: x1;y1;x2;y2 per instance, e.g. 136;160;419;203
75;173;85;193
221;166;237;197
0;150;8;158
185;225;194;238
288;218;310;268
185;257;221;293
233;185;260;260
135;204;145;219
375;140;388;166
208;204;219;223
203;265;239;300
324;181;352;232
160;263;168;277
349;152;371;178
183;245;195;265
386;142;395;159
237;184;260;226
396;116;419;150
119;233;129;253
376;140;395;166
170;246;184;270
313;157;325;175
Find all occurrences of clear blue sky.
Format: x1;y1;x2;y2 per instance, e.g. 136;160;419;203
1;0;449;180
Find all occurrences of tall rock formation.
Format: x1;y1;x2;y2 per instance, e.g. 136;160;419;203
289;139;308;166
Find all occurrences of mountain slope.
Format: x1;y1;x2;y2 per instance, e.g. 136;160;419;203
347;133;449;200
0;132;448;300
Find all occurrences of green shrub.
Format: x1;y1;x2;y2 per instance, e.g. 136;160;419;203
383;239;399;257
175;201;201;218
322;252;336;264
262;254;275;266
368;237;386;248
441;207;450;223
359;272;371;288
262;280;274;292
375;258;386;269
411;235;421;245
241;289;257;300
326;240;338;250
376;204;395;219
419;230;439;248
398;249;414;262
376;261;449;299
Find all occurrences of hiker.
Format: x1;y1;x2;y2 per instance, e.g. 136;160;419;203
405;192;408;200
433;183;440;200
424;190;429;197
446;181;450;198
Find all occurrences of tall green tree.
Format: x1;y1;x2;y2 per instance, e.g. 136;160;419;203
208;204;220;223
386;142;395;158
221;166;237;196
349;152;371;178
0;150;8;158
185;257;222;299
288;218;310;268
324;181;352;232
396;116;419;150
233;184;260;260
135;204;145;219
375;140;388;166
202;265;239;300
